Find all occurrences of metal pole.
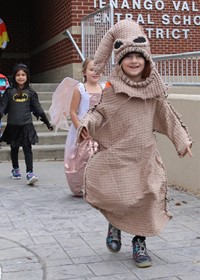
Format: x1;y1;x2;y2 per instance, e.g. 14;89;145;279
63;30;85;62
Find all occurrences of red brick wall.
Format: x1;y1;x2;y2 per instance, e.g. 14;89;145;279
30;0;69;47
30;0;71;73
86;0;200;53
31;0;198;75
1;0;30;76
1;0;200;80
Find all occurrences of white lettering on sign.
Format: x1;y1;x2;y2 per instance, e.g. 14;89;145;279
146;28;190;39
115;13;155;24
122;0;130;9
162;14;200;26
111;0;118;8
93;0;199;39
137;13;145;24
194;16;200;25
173;1;198;11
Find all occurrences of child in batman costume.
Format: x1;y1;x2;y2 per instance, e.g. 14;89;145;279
0;63;53;185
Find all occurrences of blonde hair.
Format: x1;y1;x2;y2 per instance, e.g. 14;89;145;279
82;57;93;83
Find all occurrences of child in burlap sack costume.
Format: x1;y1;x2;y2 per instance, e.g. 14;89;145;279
78;19;192;268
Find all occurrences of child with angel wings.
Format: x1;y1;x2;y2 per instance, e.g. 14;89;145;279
49;57;103;196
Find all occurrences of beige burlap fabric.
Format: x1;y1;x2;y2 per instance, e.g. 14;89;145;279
79;20;192;237
94;19;151;75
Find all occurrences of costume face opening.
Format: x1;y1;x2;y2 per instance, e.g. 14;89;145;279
119;51;151;80
12;64;30;89
119;51;146;65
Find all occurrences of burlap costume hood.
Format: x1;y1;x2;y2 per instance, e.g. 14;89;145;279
94;19;167;100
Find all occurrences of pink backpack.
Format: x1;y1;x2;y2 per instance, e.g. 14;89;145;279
0;73;9;95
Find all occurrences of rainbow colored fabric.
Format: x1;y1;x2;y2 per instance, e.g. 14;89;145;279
0;18;9;47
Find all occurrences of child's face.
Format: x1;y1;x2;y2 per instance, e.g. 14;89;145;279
15;70;27;88
84;60;100;83
121;53;146;82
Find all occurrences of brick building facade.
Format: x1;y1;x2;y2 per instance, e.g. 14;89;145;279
1;0;200;82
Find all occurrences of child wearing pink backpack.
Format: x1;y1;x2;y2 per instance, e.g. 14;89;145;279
0;73;9;140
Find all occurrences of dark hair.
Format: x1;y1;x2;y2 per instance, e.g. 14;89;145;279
12;63;30;86
12;63;30;96
119;51;146;65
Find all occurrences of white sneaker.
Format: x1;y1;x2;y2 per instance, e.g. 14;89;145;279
26;172;39;185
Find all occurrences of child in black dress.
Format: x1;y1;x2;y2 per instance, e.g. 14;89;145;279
0;63;53;185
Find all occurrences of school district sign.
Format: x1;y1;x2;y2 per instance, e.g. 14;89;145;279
94;0;200;39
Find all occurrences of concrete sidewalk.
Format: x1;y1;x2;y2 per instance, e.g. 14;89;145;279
0;160;200;280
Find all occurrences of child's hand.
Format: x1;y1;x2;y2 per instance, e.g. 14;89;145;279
180;146;192;157
80;127;89;141
47;123;53;131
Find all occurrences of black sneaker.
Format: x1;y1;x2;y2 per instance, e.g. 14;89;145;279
132;237;152;268
106;223;121;253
